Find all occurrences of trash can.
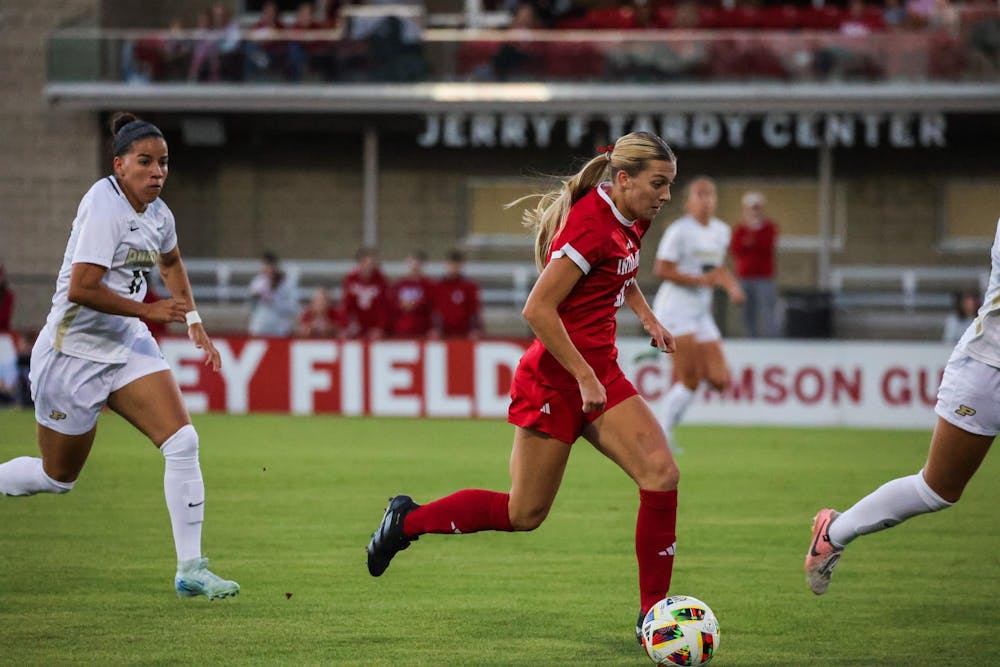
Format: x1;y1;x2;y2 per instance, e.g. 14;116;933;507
783;289;833;338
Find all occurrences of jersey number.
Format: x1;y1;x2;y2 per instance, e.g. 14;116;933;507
128;270;144;295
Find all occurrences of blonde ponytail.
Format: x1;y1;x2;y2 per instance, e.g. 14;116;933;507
511;155;611;271
509;131;675;272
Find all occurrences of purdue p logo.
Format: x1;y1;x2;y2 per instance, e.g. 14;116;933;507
49;410;67;421
954;404;977;417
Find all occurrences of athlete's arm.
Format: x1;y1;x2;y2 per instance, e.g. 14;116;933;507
714;265;746;305
68;262;187;324
160;246;222;370
654;259;715;287
522;256;606;413
624;281;675;353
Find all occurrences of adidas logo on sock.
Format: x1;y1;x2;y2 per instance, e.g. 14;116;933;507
657;542;677;557
539;403;551;414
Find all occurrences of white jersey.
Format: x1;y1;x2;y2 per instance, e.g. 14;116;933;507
652;214;731;319
41;176;178;363
956;217;1000;368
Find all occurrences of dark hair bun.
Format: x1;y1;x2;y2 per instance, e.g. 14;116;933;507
110;112;139;136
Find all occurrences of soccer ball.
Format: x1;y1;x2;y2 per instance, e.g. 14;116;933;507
640;595;719;666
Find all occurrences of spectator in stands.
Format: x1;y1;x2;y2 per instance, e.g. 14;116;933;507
389;251;435;338
502;0;582;28
0;262;13;331
244;0;285;81
840;0;885;36
471;2;542;81
297;287;341;338
882;0;908;29
0;332;16;406
433;249;482;338
188;10;220;81
342;247;389;339
189;4;241;81
729;191;779;338
653;177;745;452
286;1;337;82
943;289;981;345
248;251;299;337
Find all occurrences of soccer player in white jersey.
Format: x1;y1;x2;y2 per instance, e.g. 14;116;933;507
651;177;745;451
0;112;239;599
805;216;1000;595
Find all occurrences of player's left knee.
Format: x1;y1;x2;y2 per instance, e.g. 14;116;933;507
160;424;200;463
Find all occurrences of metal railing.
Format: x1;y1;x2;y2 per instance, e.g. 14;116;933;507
46;22;1000;86
829;265;989;310
159;258;537;308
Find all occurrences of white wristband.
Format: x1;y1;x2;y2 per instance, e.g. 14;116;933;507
185;310;202;327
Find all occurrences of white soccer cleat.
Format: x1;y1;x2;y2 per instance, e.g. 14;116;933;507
175;557;240;599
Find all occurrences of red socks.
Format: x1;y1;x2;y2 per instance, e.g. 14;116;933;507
636;488;678;614
403;489;513;536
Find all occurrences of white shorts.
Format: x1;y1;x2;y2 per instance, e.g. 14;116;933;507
934;350;1000;437
30;331;171;435
658;311;721;343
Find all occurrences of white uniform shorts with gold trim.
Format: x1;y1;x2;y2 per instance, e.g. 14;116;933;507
29;331;171;435
934;350;1000;437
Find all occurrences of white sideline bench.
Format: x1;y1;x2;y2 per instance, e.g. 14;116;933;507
154;258;538;308
829;265;989;311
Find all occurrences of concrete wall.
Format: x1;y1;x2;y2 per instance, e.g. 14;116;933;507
0;1;101;330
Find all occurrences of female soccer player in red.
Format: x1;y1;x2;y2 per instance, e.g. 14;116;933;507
366;131;679;639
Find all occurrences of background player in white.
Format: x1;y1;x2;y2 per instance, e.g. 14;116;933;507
805;216;1000;595
651;177;744;451
0;112;239;599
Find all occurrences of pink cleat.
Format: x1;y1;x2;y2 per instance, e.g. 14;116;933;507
805;508;842;595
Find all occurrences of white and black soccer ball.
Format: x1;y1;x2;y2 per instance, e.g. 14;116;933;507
640;595;719;666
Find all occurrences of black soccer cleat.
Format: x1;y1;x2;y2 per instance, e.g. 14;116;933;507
366;495;420;577
636;608;646;646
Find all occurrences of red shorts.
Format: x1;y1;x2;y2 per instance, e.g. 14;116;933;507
507;362;639;444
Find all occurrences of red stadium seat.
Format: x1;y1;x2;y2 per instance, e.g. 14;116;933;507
760;5;804;30
802;6;845;30
455;41;501;76
653;6;675;28
586;6;638;30
543;42;605;79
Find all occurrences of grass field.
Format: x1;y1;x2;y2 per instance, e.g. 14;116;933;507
1;409;998;666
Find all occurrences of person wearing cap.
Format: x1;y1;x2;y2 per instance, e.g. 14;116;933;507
729;190;779;338
0;112;239;600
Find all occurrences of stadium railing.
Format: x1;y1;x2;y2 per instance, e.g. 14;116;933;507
161;257;538;308
829;265;989;311
45;16;1000;86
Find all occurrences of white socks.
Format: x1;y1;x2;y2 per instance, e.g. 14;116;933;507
0;456;75;496
828;470;953;548
661;382;696;433
161;424;204;563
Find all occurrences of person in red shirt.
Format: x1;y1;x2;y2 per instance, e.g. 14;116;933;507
0;263;14;331
341;247;388;339
389;251;434;338
366;132;681;643
297;287;341;338
433;249;482;338
729;190;779;337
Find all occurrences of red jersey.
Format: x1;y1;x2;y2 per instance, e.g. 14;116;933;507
389;275;435;337
729;219;777;279
341;268;388;337
434;275;481;337
0;289;13;331
520;184;651;387
298;305;341;338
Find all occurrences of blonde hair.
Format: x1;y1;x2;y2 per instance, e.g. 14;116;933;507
511;131;676;271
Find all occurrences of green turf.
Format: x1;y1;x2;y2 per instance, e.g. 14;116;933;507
1;409;998;666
